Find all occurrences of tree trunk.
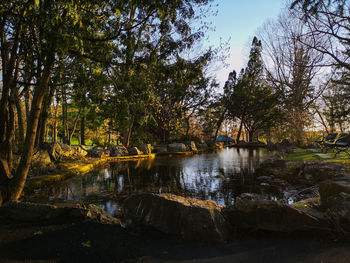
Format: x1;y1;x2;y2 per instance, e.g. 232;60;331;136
53;103;58;143
123;112;135;148
1;51;55;204
80;115;85;145
24;88;32;122
214;110;226;141
38;86;55;147
15;96;26;147
236;118;243;143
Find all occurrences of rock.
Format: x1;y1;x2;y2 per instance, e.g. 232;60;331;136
257;159;350;185
128;147;143;156
123;193;230;243
167;143;187;152
324;192;350;229
31;150;55;175
319;177;350;207
87;148;110;158
49;143;85;161
223;197;327;232
197;143;208;149
303;161;350;183
0;201;120;225
256;176;273;181
153;145;168;153
109;145;128;157
71;145;88;157
240;193;267;200
185;141;197;151
215;142;224;149
139;144;152;155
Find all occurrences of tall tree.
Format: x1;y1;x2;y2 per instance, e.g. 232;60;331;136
225;37;282;142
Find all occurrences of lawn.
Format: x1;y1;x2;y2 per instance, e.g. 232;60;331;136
285;148;350;163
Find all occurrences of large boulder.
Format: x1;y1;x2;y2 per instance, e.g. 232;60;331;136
49;143;85;161
109;145;128;157
153;145;168;153
87;148;110;158
168;143;187;152
123;193;230;243
0;201;119;225
223;198;327;233
128;147;143;156
319;177;350;207
139;144;152;155
324;192;350;230
30;150;55;175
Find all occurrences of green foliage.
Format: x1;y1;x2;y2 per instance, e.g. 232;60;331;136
224;37;283;141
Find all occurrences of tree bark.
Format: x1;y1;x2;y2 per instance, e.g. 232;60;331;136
236;118;243;143
4;51;55;203
123;112;135;148
80;115;85;145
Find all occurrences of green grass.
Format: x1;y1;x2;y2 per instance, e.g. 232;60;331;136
285;148;350;162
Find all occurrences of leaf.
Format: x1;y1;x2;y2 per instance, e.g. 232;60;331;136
35;0;39;7
34;231;43;235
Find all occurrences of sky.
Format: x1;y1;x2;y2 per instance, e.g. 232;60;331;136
204;0;286;87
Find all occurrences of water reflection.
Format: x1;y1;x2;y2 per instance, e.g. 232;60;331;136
31;148;279;215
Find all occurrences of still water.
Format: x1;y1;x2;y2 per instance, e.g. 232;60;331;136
33;148;279;215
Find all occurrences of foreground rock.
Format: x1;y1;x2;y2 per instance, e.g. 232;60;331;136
319;178;350;230
319;177;350;206
223;198;328;233
123;193;230;243
0;201;119;225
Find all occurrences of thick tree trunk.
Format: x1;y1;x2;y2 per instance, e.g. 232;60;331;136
2;51;55;203
123;112;135;148
24;88;32;121
15;96;26;147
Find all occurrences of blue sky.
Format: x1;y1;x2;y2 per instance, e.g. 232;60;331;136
203;0;286;86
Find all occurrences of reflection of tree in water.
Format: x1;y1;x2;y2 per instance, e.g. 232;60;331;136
27;149;278;206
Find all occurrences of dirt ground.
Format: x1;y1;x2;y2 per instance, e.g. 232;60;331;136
1;221;350;263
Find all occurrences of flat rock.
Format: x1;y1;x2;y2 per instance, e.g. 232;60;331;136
319;177;350;207
122;193;230;243
223;198;328;233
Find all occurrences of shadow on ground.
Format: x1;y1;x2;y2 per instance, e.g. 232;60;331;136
0;222;350;263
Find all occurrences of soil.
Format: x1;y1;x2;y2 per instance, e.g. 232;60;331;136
1;220;350;263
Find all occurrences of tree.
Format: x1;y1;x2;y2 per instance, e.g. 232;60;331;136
291;0;350;70
0;0;216;205
225;37;282;142
259;10;325;143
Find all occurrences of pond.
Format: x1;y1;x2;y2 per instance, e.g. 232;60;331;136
30;148;282;216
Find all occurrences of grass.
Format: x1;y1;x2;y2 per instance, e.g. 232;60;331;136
285;148;350;163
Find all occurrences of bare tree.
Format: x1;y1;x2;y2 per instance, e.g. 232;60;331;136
258;9;325;143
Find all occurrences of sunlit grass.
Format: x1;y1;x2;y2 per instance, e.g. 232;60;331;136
285;148;350;163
